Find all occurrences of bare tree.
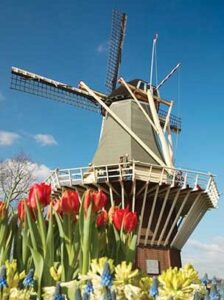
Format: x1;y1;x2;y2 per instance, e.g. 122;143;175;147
0;153;36;205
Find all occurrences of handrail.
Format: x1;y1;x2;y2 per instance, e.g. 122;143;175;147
46;161;219;208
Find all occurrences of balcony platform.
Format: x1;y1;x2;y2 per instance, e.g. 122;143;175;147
46;161;219;273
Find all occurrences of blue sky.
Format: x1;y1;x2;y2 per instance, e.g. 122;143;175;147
0;0;224;275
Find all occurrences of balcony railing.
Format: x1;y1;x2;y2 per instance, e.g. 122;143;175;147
46;161;219;208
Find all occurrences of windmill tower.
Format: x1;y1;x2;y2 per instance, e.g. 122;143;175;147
10;10;219;274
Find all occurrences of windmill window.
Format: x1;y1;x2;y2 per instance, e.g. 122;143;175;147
138;81;146;91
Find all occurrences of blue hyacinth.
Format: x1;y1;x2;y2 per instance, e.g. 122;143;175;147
202;273;209;287
204;291;210;300
210;283;220;300
82;292;89;300
23;268;34;288
0;265;7;289
54;294;65;300
101;262;112;288
84;280;94;295
102;289;114;300
53;282;65;300
149;276;159;298
74;287;82;300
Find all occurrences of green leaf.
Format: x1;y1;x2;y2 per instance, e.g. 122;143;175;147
46;206;54;265
25;203;38;251
91;223;99;259
54;212;67;281
126;233;137;263
81;202;93;274
29;247;44;298
36;199;47;256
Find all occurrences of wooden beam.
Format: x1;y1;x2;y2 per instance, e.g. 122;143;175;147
80;81;166;167
118;80;172;106
144;184;160;245
137;181;149;245
150;187;171;245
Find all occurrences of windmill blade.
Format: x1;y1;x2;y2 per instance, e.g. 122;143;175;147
105;10;127;94
10;67;106;112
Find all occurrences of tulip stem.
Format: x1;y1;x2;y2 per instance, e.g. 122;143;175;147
81;203;93;274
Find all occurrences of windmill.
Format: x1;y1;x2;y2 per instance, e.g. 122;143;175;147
10;10;219;274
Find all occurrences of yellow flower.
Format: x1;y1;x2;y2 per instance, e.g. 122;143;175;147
5;260;25;288
158;264;201;300
114;261;139;285
90;257;114;275
138;276;153;292
50;265;63;282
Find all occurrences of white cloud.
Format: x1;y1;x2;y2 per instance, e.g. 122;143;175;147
97;41;108;54
0;130;20;146
29;162;51;181
34;134;57;146
182;237;224;278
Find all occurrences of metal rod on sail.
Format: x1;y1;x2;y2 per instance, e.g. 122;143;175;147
156;63;181;90
150;34;158;85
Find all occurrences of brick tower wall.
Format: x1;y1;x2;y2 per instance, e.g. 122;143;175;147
136;246;181;274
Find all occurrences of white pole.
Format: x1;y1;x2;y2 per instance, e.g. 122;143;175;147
167;125;174;163
150;34;158;85
79;81;166;167
147;89;173;167
163;101;173;132
163;101;174;163
156;63;181;90
119;77;158;133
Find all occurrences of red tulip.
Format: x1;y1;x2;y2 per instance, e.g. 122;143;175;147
60;190;80;214
0;201;6;220
27;182;51;209
112;207;128;231
123;211;138;232
83;190;108;215
18;199;26;221
18;199;36;221
52;199;62;214
112;206;138;232
92;190;108;212
83;190;93;213
96;210;108;228
47;199;62;218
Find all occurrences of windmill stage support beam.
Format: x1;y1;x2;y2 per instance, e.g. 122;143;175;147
144;184;160;246
150;186;171;245
121;181;125;208
137;181;149;245
132;179;136;212
157;189;180;246
164;190;191;246
107;183;114;206
171;193;203;249
79;81;166;167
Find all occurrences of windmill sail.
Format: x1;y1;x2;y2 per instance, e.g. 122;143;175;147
11;67;104;112
105;10;127;94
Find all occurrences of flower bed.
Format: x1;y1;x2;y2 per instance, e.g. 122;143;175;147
0;183;221;299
